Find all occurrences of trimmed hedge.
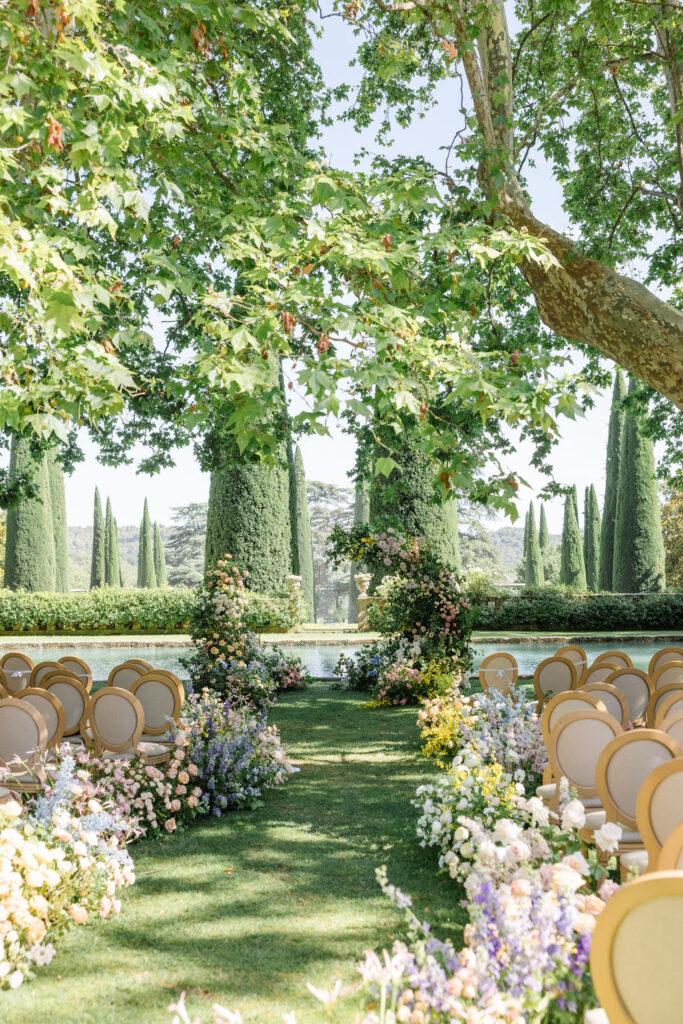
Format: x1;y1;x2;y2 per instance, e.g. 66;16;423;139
473;587;683;632
0;588;297;634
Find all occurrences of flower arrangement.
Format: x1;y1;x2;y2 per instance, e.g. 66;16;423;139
261;647;311;692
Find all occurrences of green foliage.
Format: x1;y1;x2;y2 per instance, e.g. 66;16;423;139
90;487;105;589
475;588;683;632
522;506;530;567
524;504;544;588
165;503;207;588
5;435;55;592
153;521;168;588
348;483;370;624
47;448;68;593
560;493;587;591
538;505;550;550
583;485;601;592
104;497;121;587
613;379;666;593
137;499;157;589
0;587;195;633
599;372;626;591
289;447;314;616
661;488;683;591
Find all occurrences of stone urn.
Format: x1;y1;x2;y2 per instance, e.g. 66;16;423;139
354;572;372;598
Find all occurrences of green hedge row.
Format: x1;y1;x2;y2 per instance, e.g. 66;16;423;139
473;588;683;632
0;588;297;634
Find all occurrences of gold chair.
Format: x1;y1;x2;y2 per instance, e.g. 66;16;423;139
130;673;182;742
17;688;65;750
30;660;77;688
58;655;93;690
658;823;683;870
533;656;578;707
655;690;683;728
0;652;35;694
121;658;154;672
540;690;607;748
648;646;683;677
658;711;683;749
582;682;630;728
0;697;47;794
39;674;90;740
651;661;683;691
477;652;518;695
106;662;148;691
555;644;587;678
543;709;622;813
87;688;168;762
593;650;633;670
582;662;621;687
619;759;683;876
587;871;683;1024
604;668;652;726
645;683;683;728
138;668;185;708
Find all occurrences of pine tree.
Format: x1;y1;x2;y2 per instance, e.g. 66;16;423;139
560;493;587;590
105;499;121;586
613;379;666;592
538;504;550;550
137;499;157;588
525;503;545;587
46;448;68;592
89;487;106;589
153;521;168;587
288;447;314;616
583;485;601;591
4;435;56;591
599;371;626;591
348;483;371;623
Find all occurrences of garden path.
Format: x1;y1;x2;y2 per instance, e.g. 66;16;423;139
6;683;464;1024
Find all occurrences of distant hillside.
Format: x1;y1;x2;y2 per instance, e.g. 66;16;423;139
489;526;561;569
67;524;172;590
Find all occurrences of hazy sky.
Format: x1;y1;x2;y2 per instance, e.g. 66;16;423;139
20;15;647;535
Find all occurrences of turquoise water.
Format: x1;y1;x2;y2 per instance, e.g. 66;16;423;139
10;646;190;681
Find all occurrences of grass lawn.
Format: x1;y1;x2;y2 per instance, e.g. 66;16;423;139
6;683;463;1024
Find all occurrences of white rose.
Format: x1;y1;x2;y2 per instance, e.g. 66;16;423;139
454;826;469;841
594;821;622;854
431;820;442;836
562;851;591;876
492;819;522;845
525;797;550;827
561;799;586;831
460;841;474;858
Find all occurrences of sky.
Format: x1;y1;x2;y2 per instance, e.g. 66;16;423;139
18;13;655;535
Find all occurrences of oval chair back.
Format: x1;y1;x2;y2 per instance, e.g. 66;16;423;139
138;668;185;707
604;668;652;726
595;730;682;833
30;661;76;688
121;658;154;672
0;698;47;774
555;645;587;678
648;646;683;677
589;871;683;1024
88;688;143;757
130;674;182;736
0;652;35;694
107;662;147;691
651;661;683;691
478;652;518;695
658;711;683;750
646;684;683;728
658;823;683;870
17;688;65;750
655;691;683;728
593;650;633;670
581;682;630;728
635;758;683;870
533;656;577;706
541;691;606;747
58;656;93;690
547;710;622;804
0;669;8;699
40;675;90;737
582;662;621;687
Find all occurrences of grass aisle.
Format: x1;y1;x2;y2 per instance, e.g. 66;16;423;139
7;683;464;1024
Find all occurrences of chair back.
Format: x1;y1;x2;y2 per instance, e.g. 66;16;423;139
547;710;622;800
141;669;185;707
122;658;154;672
605;668;652;725
40;675;90;736
649;646;683;677
582;682;630;728
595;730;682;831
541;691;606;746
589;871;683;1024
658;711;683;750
658;823;683;870
17;688;65;750
651;661;683;691
533;656;577;705
107;662;147;691
555;645;587;676
58;656;93;689
593;650;633;670
636;758;683;868
655;691;683;728
0;653;34;693
0;698;47;772
89;688;143;756
478;652;518;695
30;660;76;688
130;674;182;735
582;662;621;686
646;684;683;728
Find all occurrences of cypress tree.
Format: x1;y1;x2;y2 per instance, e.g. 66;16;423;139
115;519;124;587
105;499;121;587
522;505;530;566
525;503;545;587
599;371;626;591
583;485;601;591
538;504;550;550
89;487;106;589
613;379;666;592
560;493;587;590
104;497;112;584
137;499;157;588
4;435;56;592
571;485;580;524
46;448;68;592
153;521;168;587
348;482;371;623
288;447;314;616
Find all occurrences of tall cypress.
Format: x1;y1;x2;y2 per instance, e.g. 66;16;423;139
115;518;124;587
560;493;587;590
599;371;626;591
153;521;168;587
137;499;157;588
90;487;106;589
46;448;68;592
613;379;666;592
105;499;121;586
522;505;530;566
571;485;580;524
288;447;314;616
104;497;112;584
538;504;550;550
348;482;371;623
525;503;545;587
4;435;56;592
583;485;601;591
